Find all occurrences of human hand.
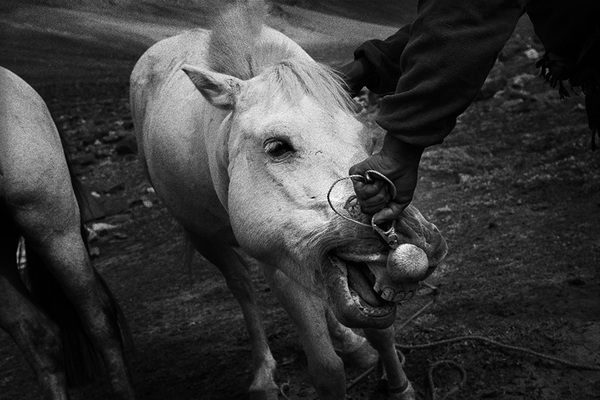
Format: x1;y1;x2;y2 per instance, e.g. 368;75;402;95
349;135;424;225
337;58;375;98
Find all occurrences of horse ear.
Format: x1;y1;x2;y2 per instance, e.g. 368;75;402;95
182;64;244;109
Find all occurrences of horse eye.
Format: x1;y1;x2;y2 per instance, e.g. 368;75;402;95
264;138;294;159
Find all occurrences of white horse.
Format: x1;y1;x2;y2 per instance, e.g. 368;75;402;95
0;66;135;399
130;2;446;399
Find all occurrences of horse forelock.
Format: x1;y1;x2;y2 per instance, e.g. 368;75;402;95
207;0;353;114
260;59;354;114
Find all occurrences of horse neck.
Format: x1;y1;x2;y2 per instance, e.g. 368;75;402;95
259;27;313;62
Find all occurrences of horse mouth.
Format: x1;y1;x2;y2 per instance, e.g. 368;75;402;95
325;253;397;329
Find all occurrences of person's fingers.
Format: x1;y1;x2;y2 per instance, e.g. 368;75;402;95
350;178;393;215
349;155;383;176
372;202;406;225
348;147;420;218
351;179;386;199
359;194;389;214
349;163;367;177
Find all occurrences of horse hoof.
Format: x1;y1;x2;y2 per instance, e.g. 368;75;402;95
340;340;378;370
388;381;416;400
370;380;417;400
248;387;281;400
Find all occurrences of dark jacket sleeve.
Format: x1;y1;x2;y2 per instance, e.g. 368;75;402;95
355;0;527;147
353;25;411;95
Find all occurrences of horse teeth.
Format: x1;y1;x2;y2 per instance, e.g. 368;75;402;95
381;288;395;302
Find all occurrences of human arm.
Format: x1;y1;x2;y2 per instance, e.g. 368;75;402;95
350;0;527;221
338;25;411;96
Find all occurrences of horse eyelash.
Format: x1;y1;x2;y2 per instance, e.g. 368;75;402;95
264;138;294;157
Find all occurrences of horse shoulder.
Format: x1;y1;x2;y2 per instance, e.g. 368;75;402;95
131;29;211;172
130;30;233;237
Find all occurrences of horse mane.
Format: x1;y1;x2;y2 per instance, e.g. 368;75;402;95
207;0;353;112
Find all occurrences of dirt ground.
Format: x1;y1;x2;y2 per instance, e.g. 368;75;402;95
1;1;599;400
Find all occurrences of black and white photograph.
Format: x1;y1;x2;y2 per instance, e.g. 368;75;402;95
1;1;599;399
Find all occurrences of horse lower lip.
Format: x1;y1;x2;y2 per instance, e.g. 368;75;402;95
326;255;396;329
349;289;394;316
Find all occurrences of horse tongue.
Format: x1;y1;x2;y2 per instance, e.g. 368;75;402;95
326;256;396;329
346;262;386;307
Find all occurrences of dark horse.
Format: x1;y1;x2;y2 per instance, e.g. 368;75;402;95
0;66;135;399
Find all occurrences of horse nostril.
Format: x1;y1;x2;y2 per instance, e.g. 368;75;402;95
343;196;362;219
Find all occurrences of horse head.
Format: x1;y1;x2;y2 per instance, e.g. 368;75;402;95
182;53;446;329
175;1;447;329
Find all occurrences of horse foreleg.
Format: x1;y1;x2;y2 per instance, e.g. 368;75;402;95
188;235;278;400
363;327;415;400
325;307;378;370
0;228;68;400
264;267;346;400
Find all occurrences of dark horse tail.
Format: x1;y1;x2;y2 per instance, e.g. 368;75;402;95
23;123;134;386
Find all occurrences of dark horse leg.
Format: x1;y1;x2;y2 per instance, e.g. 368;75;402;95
186;231;279;400
363;327;415;400
4;195;134;399
325;307;378;370
0;218;68;400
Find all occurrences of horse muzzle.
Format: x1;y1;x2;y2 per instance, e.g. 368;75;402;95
324;241;431;329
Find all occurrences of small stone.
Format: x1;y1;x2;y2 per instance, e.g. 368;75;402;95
435;205;452;214
524;48;540;60
90;222;118;232
94;148;113;159
501;98;525;111
86;225;98;240
458;173;472;185
101;131;122;143
89;247;101;258
112;232;129;240
510;73;537;89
